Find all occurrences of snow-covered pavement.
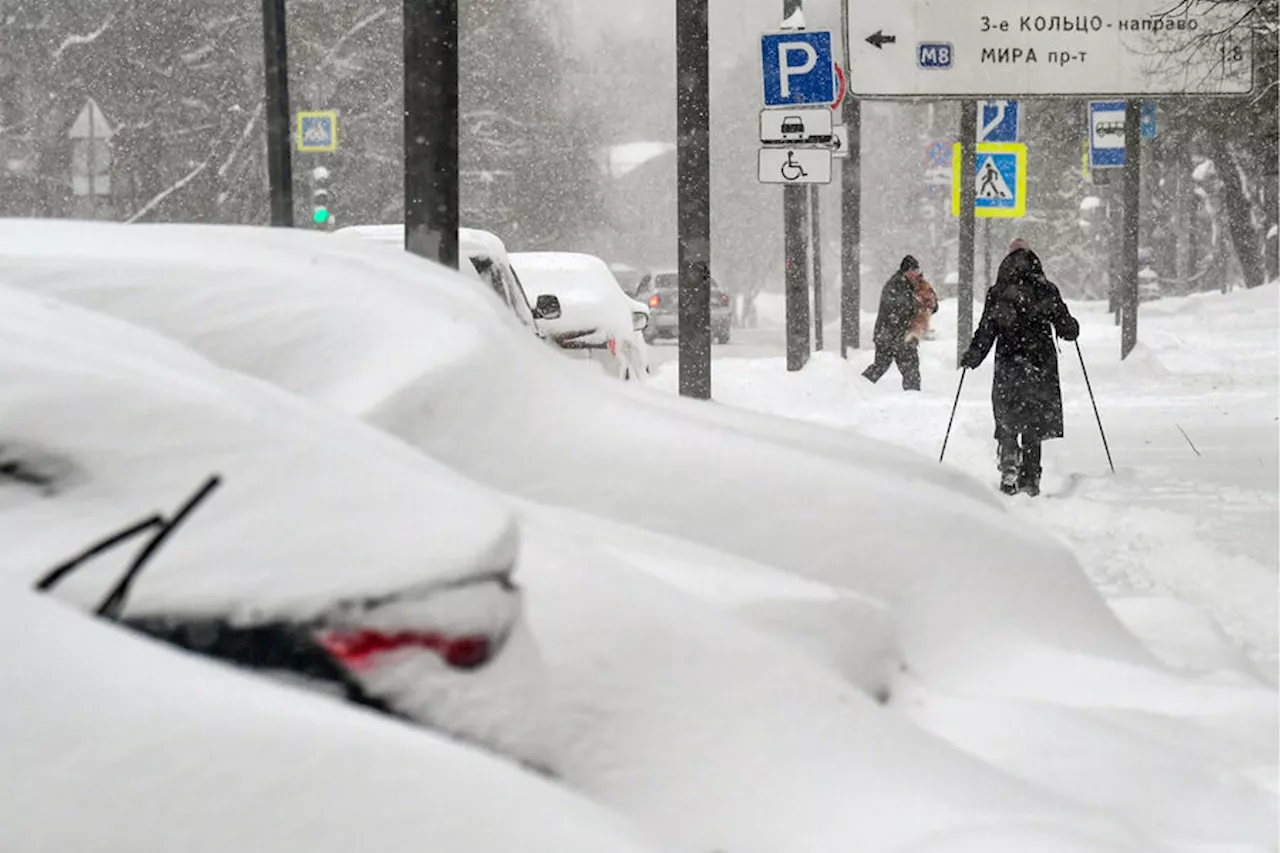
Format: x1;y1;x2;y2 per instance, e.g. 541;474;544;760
653;284;1279;684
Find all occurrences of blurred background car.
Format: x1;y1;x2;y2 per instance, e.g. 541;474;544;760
633;270;732;345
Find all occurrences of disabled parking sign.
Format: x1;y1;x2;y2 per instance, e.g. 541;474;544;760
950;142;1026;219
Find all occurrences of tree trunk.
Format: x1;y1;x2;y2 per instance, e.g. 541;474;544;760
1206;133;1266;288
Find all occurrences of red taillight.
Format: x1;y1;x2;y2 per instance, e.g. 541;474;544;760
317;629;493;671
648;295;660;308
719;293;729;306
608;336;618;356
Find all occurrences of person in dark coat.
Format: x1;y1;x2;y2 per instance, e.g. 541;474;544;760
959;244;1080;496
863;255;933;391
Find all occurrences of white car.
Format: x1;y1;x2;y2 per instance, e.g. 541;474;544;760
511;251;651;381
335;224;562;338
0;278;554;773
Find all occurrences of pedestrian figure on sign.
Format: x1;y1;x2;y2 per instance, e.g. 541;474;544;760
959;239;1080;496
979;161;1003;198
864;255;931;391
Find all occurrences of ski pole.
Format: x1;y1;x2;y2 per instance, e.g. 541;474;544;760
939;368;967;464
1074;341;1115;474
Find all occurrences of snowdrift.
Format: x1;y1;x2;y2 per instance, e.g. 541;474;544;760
0;219;1161;690
0;281;554;770
0;589;664;853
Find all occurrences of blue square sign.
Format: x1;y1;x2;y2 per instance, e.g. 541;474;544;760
1089;101;1126;169
760;31;836;107
978;100;1021;143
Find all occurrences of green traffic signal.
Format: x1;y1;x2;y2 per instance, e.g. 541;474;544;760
313;207;330;224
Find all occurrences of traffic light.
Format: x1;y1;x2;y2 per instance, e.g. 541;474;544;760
310;166;332;229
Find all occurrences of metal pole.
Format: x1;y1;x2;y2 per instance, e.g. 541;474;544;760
783;0;810;372
982;216;991;290
839;0;860;355
87;103;96;215
1121;99;1141;359
676;0;712;398
956;100;977;366
261;0;293;227
404;0;459;268
811;185;824;350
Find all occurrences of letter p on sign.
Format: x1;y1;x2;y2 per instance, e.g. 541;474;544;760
760;30;836;107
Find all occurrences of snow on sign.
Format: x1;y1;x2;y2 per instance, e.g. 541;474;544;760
297;111;337;153
951;142;1026;218
758;147;832;185
845;0;1254;98
760;31;837;107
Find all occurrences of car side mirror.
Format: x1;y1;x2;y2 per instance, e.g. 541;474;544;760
632;311;649;332
533;294;561;321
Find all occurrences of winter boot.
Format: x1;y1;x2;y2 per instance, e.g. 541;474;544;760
997;438;1020;496
1017;471;1041;497
1017;440;1043;497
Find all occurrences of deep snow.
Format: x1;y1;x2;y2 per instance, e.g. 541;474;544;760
0;220;1274;852
0;588;665;853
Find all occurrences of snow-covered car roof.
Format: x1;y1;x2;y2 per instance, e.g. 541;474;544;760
0;279;516;618
0;588;664;853
334;223;510;265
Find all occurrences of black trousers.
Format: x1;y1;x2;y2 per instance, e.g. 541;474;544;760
997;428;1042;483
862;341;920;390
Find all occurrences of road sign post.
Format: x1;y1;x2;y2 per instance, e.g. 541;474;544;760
843;0;1254;98
839;0;861;356
1121;100;1141;358
404;0;459;268
677;0;712;399
957;101;977;367
811;185;823;350
260;0;293;227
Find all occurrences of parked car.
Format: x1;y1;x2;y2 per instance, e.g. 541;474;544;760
334;224;563;337
634;270;732;344
511;252;651;381
0;275;554;773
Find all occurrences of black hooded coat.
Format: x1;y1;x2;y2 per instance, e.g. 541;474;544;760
963;248;1079;440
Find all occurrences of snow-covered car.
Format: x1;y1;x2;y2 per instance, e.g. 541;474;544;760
0;221;1273;853
634;269;733;344
335;223;564;339
0;588;663;853
0;279;553;771
511;251;651;380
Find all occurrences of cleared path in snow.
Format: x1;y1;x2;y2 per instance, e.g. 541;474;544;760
649;287;1279;683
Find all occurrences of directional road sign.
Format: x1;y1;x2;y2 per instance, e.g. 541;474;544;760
297;111;338;152
1089;101;1127;169
758;147;832;185
760;30;836;107
844;0;1254;98
978;100;1021;142
760;107;833;144
951;142;1026;218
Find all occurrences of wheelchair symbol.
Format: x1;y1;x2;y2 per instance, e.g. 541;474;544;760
780;151;808;181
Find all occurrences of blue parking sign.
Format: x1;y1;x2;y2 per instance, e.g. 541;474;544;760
760;31;836;107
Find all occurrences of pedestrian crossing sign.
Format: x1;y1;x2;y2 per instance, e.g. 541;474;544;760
950;142;1026;219
297;111;338;153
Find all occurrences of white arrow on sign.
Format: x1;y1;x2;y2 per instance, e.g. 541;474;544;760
831;125;850;158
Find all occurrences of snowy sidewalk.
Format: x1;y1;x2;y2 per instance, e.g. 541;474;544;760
651;284;1279;683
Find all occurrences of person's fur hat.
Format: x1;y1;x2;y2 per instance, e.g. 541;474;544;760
1007;237;1029;253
